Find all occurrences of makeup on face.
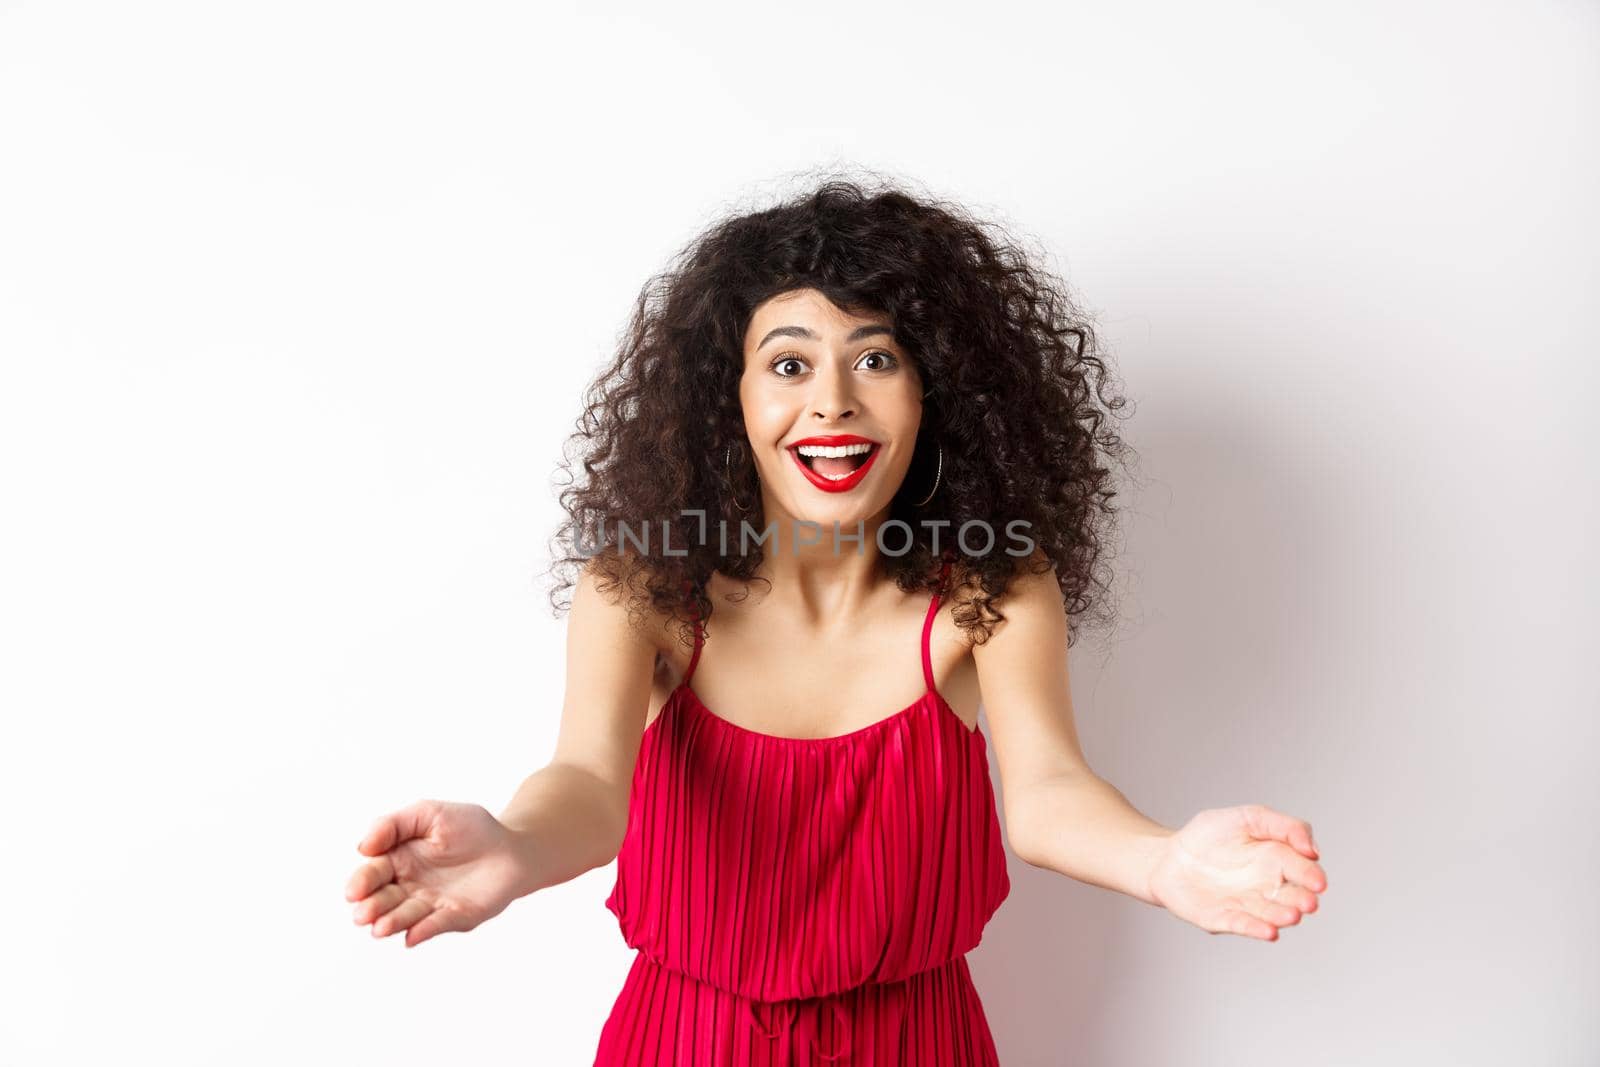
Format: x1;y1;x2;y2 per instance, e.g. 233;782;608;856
741;289;924;513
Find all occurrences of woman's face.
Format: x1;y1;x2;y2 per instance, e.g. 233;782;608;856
739;287;925;532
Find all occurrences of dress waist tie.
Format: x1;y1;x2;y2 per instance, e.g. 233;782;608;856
746;996;853;1063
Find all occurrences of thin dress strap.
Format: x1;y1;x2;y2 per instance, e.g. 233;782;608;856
678;575;705;687
921;559;952;694
683;610;704;686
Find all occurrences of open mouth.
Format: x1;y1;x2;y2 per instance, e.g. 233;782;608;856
787;440;882;493
795;443;876;479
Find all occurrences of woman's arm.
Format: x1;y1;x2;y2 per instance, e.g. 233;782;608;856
345;559;661;948
1001;769;1173;906
497;557;659;898
971;559;1169;902
976;556;1325;938
497;764;633;898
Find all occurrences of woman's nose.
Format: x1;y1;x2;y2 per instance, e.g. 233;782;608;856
808;363;857;420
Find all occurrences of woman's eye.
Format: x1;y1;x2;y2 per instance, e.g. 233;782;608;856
770;350;896;377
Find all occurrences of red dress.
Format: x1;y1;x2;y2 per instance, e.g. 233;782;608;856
596;562;1011;1065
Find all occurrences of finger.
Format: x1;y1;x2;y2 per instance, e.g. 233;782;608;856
404;905;464;948
344;854;396;902
1268;882;1319;915
372;895;432;939
1279;850;1328;896
1242;804;1318;860
356;800;437;858
352;882;407;927
1241;883;1305;927
1219;908;1277;941
1251;887;1303;928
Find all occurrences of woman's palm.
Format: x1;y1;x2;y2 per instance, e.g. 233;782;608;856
347;799;527;948
1148;804;1325;940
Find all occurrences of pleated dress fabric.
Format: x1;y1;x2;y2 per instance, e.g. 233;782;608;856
595;563;1012;1065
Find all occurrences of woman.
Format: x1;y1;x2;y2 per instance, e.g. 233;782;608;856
345;177;1327;1064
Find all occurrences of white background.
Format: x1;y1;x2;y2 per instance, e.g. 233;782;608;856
2;1;1595;1064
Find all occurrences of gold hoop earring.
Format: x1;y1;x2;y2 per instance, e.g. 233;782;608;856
914;443;943;507
724;444;751;512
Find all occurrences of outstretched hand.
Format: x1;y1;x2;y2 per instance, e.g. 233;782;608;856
1147;804;1326;941
346;798;529;948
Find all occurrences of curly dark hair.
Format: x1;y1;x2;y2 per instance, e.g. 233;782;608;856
545;170;1138;653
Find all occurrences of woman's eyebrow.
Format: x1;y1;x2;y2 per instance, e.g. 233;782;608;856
756;323;894;351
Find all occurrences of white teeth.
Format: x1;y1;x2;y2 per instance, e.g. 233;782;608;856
795;443;874;458
793;442;876;481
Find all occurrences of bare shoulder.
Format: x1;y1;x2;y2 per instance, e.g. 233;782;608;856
571;553;674;656
988;549;1066;625
948;549;1064;647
